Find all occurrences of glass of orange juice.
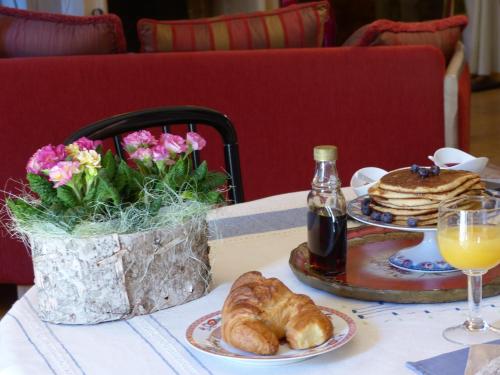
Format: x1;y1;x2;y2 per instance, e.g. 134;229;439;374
437;196;500;345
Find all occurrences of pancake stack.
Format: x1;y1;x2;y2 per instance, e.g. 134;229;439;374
368;168;484;226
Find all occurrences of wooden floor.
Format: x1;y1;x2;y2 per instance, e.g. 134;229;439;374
470;88;500;166
0;88;499;320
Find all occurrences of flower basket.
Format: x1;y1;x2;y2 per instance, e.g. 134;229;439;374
30;218;210;324
6;130;226;324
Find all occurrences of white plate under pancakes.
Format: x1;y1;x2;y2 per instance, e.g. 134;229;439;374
185;306;357;366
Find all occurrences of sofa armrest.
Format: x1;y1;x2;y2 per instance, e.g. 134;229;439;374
444;41;465;148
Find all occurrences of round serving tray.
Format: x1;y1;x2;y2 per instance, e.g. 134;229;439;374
289;225;500;304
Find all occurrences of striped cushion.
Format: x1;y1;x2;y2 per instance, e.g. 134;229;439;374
138;1;330;52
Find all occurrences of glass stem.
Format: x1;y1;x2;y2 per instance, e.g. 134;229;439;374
465;271;486;330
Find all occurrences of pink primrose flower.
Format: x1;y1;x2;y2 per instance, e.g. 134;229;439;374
151;144;168;161
129;147;153;161
122;130;157;152
26;144;67;174
74;137;102;150
186;132;206;151
151;144;175;166
48;161;80;188
160;133;187;154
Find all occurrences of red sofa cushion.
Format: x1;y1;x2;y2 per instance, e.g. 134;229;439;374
0;6;126;57
137;1;330;52
343;15;467;63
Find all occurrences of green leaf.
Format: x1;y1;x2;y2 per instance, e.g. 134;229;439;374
111;160;144;203
114;160;130;193
83;181;97;204
56;186;79;208
192;161;208;182
95;173;120;206
126;165;145;191
200;172;227;191
27;173;58;205
101;150;117;180
164;158;188;189
148;196;163;216
6;198;40;221
205;191;224;204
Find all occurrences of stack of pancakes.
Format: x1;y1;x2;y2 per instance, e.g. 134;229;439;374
368;169;484;226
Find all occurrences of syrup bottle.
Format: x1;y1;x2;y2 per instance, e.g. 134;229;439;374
307;145;347;276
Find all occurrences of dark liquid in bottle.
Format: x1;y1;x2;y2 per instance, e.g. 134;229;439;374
307;211;347;276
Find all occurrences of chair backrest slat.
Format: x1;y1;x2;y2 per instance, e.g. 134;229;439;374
65;106;244;204
113;135;124;159
188;122;200;169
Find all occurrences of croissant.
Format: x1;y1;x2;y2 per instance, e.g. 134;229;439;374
221;271;333;355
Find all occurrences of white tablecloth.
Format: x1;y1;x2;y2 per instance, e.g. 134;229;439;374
1;189;499;375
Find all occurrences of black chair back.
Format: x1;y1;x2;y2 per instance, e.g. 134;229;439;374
65;106;244;204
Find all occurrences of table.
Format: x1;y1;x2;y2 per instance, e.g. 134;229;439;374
1;188;499;375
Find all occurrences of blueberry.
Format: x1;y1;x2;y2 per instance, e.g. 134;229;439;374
381;212;393;224
418;168;430;178
362;197;371;208
430;165;440;176
410;164;420;173
370;211;382;221
407;217;418;227
484;199;496;209
361;205;372;216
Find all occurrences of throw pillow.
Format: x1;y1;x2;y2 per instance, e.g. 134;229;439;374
137;1;330;52
0;6;126;57
343;15;468;63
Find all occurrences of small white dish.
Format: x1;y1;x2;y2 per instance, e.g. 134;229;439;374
429;148;488;174
185;306;357;366
350;167;388;196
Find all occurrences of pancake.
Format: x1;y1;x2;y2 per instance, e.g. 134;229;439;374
363;167;485;228
369;179;483;200
369;203;437;216
372;196;439;208
371;189;484;210
378;169;479;194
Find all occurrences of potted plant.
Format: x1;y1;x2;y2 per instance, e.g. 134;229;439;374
6;130;226;324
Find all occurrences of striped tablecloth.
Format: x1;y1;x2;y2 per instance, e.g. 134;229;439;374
1;189;499;375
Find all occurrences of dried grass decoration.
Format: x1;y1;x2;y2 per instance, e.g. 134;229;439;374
5;131;227;324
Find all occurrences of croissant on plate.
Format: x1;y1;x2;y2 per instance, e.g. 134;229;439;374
221;271;333;355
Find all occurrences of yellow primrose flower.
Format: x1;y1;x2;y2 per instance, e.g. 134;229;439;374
75;150;101;172
65;143;80;158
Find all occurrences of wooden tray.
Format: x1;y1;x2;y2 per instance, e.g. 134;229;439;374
289;225;500;304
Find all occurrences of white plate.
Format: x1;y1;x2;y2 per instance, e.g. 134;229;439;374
185;306;357;366
347;195;435;232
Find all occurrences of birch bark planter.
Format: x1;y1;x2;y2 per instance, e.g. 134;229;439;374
29;219;210;324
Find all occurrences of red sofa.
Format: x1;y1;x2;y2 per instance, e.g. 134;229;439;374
0;46;468;285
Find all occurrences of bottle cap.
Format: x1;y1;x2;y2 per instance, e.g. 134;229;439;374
314;145;337;161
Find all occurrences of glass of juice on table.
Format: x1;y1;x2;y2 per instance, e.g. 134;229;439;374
437;196;500;345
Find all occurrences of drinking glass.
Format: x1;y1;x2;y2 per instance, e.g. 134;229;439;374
437;196;500;345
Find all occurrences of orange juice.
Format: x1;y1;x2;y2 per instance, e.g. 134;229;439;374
438;225;500;270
